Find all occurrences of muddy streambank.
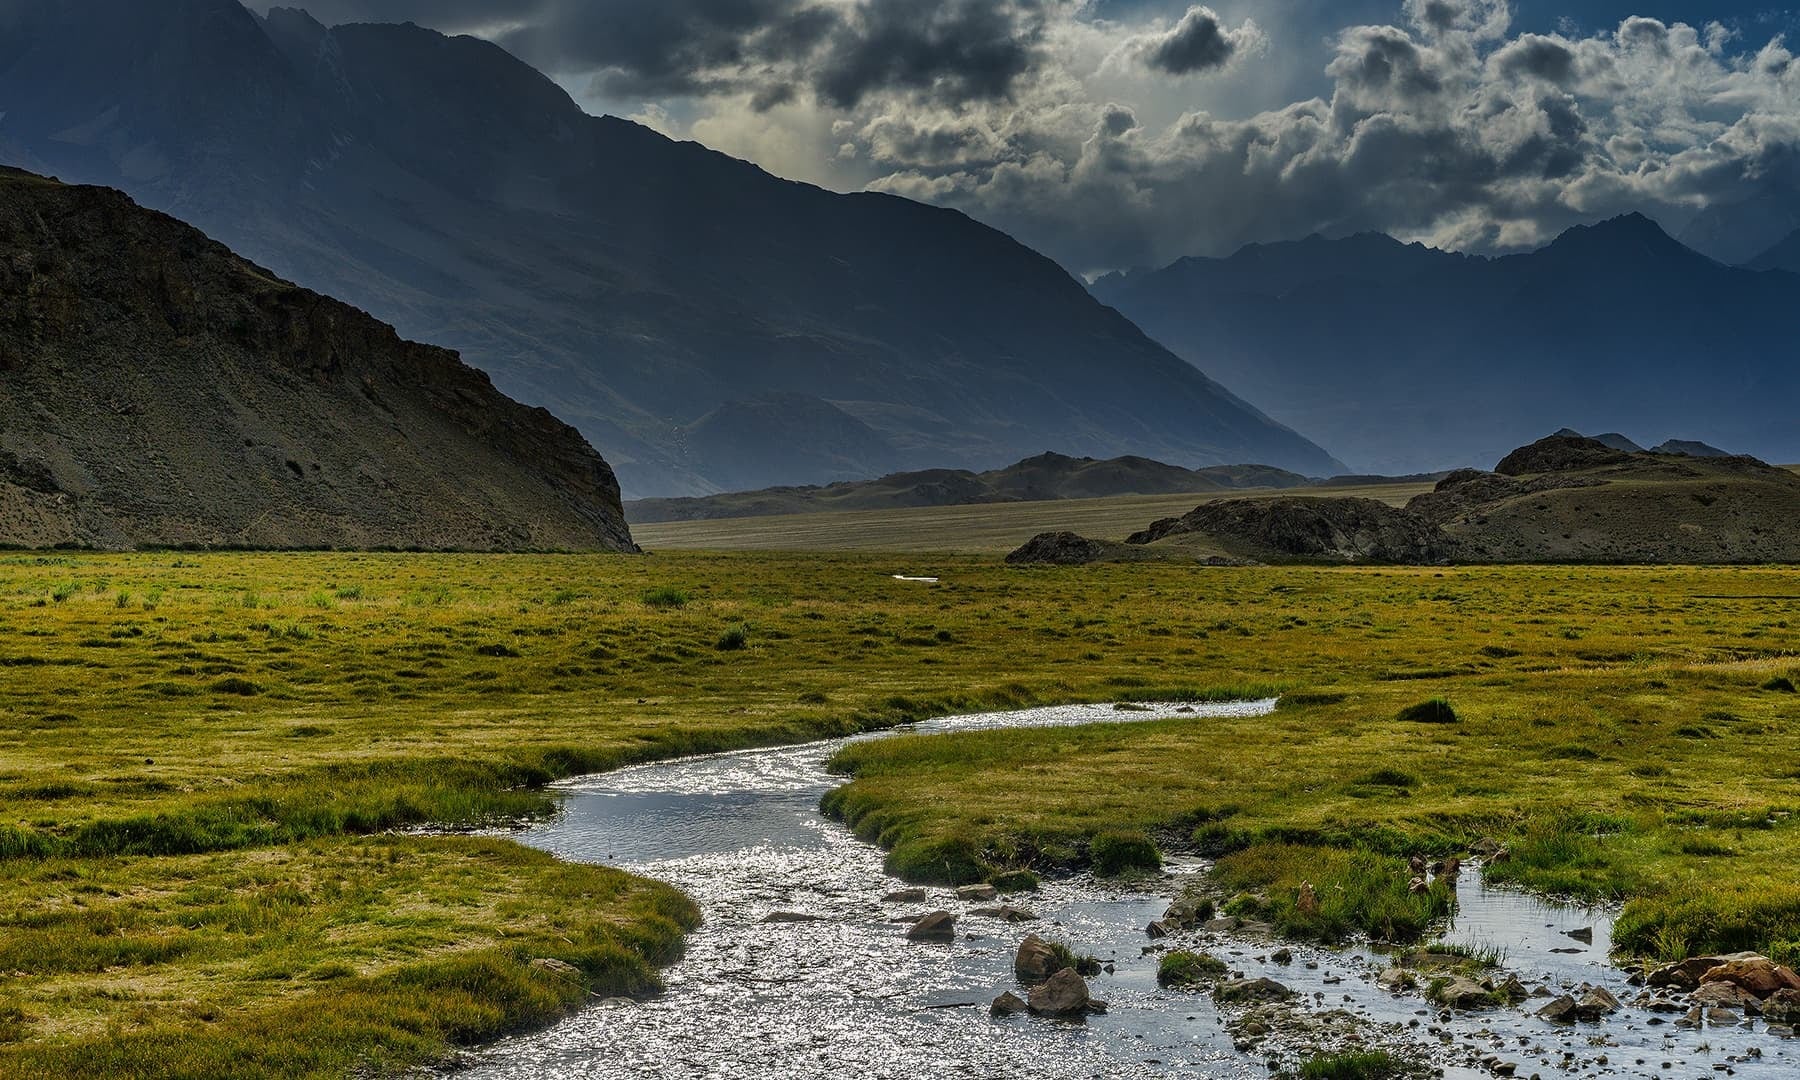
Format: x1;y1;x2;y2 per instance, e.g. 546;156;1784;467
451;703;1797;1079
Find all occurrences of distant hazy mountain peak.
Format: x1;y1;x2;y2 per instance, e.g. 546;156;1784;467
1652;439;1733;458
1540;212;1704;263
1553;429;1645;454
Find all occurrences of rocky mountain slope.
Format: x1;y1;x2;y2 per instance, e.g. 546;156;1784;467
0;168;636;551
1009;436;1800;566
0;0;1343;497
1092;218;1800;475
626;452;1315;524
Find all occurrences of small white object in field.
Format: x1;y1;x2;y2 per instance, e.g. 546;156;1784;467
892;575;940;583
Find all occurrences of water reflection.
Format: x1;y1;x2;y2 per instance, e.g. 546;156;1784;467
456;701;1796;1079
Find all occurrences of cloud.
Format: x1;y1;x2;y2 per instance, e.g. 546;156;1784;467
260;0;1060;109
860;7;1800;272
252;1;1800;272
1117;6;1264;77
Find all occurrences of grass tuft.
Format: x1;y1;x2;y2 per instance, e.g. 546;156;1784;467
1395;698;1457;724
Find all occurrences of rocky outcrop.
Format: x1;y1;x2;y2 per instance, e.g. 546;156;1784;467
1124;497;1453;565
1005;532;1122;566
1495;435;1634;476
1014;433;1800;567
1699;957;1800;997
0;170;636;552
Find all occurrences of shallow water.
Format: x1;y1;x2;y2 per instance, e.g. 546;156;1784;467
457;702;1796;1079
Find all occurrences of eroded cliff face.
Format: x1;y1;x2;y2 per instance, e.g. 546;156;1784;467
0;168;636;552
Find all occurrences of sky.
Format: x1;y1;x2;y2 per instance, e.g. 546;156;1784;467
247;1;1800;273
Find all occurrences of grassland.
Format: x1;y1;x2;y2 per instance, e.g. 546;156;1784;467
631;480;1436;552
0;549;1797;1075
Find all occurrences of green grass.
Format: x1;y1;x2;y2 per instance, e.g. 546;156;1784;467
1157;950;1227;986
1298;1050;1412;1080
1211;846;1456;943
1;552;1799;1074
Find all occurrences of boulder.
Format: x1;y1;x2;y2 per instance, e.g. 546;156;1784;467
883;887;928;903
1699;957;1800;998
1146;919;1175;940
1214;977;1294;1004
1575;986;1620;1020
906;911;957;943
1763;987;1800;1024
1027;968;1091;1018
1430;976;1497;1010
955;884;1000;902
1015;934;1062;982
1378;967;1418;993
1647;952;1761;990
1690;981;1761;1012
990;991;1029;1016
1006;532;1113;566
1537;995;1579;1023
1470;837;1504;858
759;911;827;924
1564;927;1594;944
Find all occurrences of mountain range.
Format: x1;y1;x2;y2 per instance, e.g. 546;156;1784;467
0;168;635;551
0;0;1343;498
1092;217;1800;476
626;451;1316;524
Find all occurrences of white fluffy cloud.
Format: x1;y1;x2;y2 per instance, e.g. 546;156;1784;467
853;3;1800;270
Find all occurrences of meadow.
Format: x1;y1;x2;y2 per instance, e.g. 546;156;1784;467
0;549;1796;1075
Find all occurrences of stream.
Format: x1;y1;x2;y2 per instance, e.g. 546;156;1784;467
455;702;1795;1079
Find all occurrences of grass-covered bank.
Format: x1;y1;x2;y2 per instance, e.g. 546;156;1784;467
1;552;1797;1073
0;549;1130;1075
1;836;696;1078
821;562;1800;961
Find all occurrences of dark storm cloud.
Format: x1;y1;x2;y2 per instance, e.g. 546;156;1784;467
255;0;1051;108
811;0;1044;109
1116;5;1263;78
1328;25;1444;100
249;0;539;26
1138;7;1239;75
1493;34;1578;85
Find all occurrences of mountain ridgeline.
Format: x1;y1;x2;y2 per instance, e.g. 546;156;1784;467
0;168;636;551
0;0;1344;498
1092;218;1800;476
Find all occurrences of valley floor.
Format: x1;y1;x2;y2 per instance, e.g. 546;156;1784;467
0;551;1796;1076
631;480;1436;552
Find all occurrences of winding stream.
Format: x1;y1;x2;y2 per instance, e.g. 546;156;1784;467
457;702;1795;1079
